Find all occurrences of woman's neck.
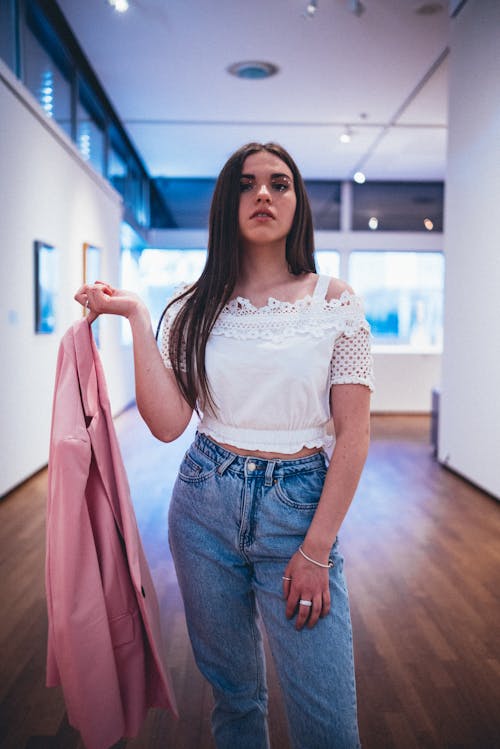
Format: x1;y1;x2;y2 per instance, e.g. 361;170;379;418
233;245;316;307
237;242;291;292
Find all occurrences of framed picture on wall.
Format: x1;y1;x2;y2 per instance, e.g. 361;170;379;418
34;240;58;334
83;243;102;346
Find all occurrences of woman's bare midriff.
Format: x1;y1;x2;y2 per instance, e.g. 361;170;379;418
212;438;322;461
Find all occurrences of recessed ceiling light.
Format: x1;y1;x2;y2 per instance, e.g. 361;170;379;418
227;61;279;80
305;1;317;18
108;0;129;12
339;126;352;144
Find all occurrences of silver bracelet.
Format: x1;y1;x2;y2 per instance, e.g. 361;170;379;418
298;545;334;569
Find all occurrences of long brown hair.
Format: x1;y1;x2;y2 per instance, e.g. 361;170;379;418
157;142;316;412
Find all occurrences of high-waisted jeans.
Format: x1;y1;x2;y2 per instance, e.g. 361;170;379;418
168;432;361;749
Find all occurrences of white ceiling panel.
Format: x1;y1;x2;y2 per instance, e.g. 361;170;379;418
58;0;451;179
125;122;386;178
362;125;448;180
398;54;449;126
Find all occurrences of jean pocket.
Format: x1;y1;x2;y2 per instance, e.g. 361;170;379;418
178;445;216;483
274;468;326;510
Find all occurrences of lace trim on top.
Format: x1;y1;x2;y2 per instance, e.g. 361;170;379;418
159;279;374;393
212;289;369;341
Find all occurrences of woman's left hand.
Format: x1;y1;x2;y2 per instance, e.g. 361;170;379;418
282;550;331;630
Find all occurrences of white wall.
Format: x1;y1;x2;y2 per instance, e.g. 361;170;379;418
0;60;135;496
149;228;443;414
439;0;500;498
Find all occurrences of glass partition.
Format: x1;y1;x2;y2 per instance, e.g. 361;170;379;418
0;1;16;73
23;18;72;138
77;81;105;174
349;251;444;350
315;251;340;278
352;182;444;232
2;0;161;232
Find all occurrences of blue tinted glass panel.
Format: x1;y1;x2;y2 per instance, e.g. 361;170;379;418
315;251;340;278
0;1;15;72
349;251;444;349
108;146;127;196
140;249;207;331
23;25;72;137
306;181;341;230
77;98;105;175
353;182;444;232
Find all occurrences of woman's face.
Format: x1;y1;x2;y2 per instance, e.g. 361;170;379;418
237;151;297;249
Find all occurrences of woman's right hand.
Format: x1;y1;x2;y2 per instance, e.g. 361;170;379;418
74;282;148;324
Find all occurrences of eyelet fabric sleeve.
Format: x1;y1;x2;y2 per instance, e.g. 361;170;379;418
159;284;190;371
329;325;374;391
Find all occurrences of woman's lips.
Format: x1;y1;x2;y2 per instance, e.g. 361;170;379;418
250;210;274;220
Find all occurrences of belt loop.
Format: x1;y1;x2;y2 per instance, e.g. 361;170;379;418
217;453;237;476
264;460;277;487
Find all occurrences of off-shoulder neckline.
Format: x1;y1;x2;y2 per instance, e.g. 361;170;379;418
223;287;358;314
225;274;357;312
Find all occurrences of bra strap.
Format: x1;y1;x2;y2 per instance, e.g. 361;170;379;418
313;274;331;301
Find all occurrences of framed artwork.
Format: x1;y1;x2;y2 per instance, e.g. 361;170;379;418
34;240;57;334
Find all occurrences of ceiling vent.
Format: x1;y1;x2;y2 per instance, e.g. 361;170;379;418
227;61;279;80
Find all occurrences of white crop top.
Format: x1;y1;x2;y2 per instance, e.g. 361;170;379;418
160;274;374;454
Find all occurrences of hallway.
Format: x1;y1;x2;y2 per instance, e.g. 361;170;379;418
1;412;499;749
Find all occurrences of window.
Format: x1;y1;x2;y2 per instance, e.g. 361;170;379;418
140;249;207;326
315;251;340;278
306;181;341;230
352;182;444;232
3;0;157;229
23;22;72;138
127;166;148;227
108;145;127;196
349;251;444;350
77;81;105;175
0;1;15;73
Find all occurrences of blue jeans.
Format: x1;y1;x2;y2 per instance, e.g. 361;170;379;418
168;432;361;749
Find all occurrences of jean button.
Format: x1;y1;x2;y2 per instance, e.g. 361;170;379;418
247;461;256;471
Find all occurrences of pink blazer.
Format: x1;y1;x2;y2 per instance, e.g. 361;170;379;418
45;319;178;749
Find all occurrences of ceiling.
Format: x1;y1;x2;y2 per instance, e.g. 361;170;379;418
57;0;450;185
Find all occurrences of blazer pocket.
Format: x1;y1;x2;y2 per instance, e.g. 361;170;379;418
109;609;136;648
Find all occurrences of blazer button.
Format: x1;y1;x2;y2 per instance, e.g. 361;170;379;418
141;585;146;598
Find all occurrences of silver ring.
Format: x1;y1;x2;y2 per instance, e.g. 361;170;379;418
282;576;292;581
85;298;90;308
299;599;313;607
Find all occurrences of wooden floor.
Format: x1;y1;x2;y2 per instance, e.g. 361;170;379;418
1;412;499;749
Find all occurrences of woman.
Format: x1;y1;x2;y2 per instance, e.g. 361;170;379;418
76;142;373;749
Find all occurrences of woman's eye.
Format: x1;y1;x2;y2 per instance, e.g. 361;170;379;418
272;181;290;192
240;181;253;192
